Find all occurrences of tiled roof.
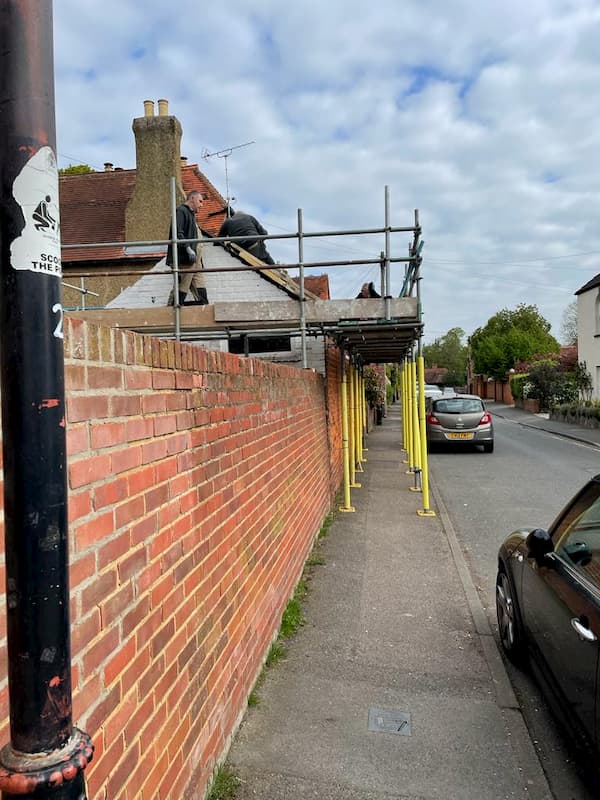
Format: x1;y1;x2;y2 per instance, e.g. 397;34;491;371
424;366;448;384
60;165;227;263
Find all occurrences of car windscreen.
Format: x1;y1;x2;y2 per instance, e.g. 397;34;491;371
432;398;483;414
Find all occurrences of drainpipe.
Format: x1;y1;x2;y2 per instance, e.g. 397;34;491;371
0;3;93;797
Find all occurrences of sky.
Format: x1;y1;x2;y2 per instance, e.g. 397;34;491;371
52;0;600;344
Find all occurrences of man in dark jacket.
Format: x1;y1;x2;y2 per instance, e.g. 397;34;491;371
218;209;275;264
166;190;208;305
356;281;381;298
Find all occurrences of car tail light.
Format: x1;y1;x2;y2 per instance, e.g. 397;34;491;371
427;413;441;425
479;412;492;425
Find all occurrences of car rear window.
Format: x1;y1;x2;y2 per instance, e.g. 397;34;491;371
432;398;484;414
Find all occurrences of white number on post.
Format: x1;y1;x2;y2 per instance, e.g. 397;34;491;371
52;303;64;339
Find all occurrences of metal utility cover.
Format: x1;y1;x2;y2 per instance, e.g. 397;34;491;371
368;708;411;736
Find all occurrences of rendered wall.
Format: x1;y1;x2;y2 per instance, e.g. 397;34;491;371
0;317;343;800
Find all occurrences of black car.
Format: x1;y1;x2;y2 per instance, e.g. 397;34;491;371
496;474;600;755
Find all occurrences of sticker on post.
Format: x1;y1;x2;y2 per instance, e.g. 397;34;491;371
10;146;62;277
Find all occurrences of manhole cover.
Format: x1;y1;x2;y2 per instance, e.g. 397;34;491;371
368;708;411;736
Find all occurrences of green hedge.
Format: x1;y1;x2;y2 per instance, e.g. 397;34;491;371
509;373;528;400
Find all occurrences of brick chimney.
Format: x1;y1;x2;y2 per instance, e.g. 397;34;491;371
125;99;185;243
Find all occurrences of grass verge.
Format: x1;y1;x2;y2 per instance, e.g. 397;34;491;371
206;766;241;800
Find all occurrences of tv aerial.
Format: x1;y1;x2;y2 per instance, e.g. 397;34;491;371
202;140;255;216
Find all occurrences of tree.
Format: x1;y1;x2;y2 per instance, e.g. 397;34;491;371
423;327;467;385
58;163;94;175
469;304;559;380
560;300;578;345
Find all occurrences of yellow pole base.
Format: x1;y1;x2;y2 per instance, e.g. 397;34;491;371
339;505;356;513
356;464;364;473
350;482;362;488
417;509;437;517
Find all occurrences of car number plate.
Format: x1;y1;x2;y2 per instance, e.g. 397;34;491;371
446;432;474;440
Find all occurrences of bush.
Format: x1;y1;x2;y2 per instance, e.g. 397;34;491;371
527;360;575;411
364;366;385;408
509;373;528;400
551;401;600;426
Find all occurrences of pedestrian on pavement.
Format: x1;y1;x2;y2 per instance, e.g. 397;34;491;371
166;190;208;306
218;208;275;265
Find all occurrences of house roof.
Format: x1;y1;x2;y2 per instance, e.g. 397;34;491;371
60;164;227;263
424;366;448;384
575;273;600;295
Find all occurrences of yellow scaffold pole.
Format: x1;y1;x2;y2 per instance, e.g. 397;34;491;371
339;359;355;512
401;362;408;455
409;355;423;492
355;367;364;470
417;355;436;516
349;365;361;488
360;367;369;454
404;359;413;468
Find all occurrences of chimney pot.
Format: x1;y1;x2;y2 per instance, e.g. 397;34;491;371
104;162;114;171
158;98;169;116
143;99;154;117
180;156;188;166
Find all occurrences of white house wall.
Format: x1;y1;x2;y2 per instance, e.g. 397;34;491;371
106;242;328;373
577;287;600;399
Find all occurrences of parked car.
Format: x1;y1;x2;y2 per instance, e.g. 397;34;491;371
423;384;443;398
425;394;494;452
496;475;600;757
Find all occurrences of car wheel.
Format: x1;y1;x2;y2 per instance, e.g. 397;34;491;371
496;569;525;664
483;441;494;453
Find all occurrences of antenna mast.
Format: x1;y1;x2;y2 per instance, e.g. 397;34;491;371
202;140;255;216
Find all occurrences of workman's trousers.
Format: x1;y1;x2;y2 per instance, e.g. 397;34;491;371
179;267;206;299
168;266;207;305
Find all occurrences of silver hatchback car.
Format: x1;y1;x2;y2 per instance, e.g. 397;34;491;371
426;394;494;453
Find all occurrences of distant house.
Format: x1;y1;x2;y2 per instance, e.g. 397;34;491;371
424;366;448;385
575;273;600;399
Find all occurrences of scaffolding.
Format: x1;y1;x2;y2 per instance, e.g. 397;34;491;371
63;185;424;366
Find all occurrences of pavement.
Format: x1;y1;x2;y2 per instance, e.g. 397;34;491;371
487;401;600;450
224;403;599;800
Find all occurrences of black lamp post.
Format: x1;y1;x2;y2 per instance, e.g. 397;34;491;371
0;2;93;797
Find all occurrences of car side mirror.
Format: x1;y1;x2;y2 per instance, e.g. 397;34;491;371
526;528;554;563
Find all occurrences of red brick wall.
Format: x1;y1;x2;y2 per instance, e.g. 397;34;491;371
0;318;342;800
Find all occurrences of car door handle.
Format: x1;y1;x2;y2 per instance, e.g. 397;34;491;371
570;618;597;643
